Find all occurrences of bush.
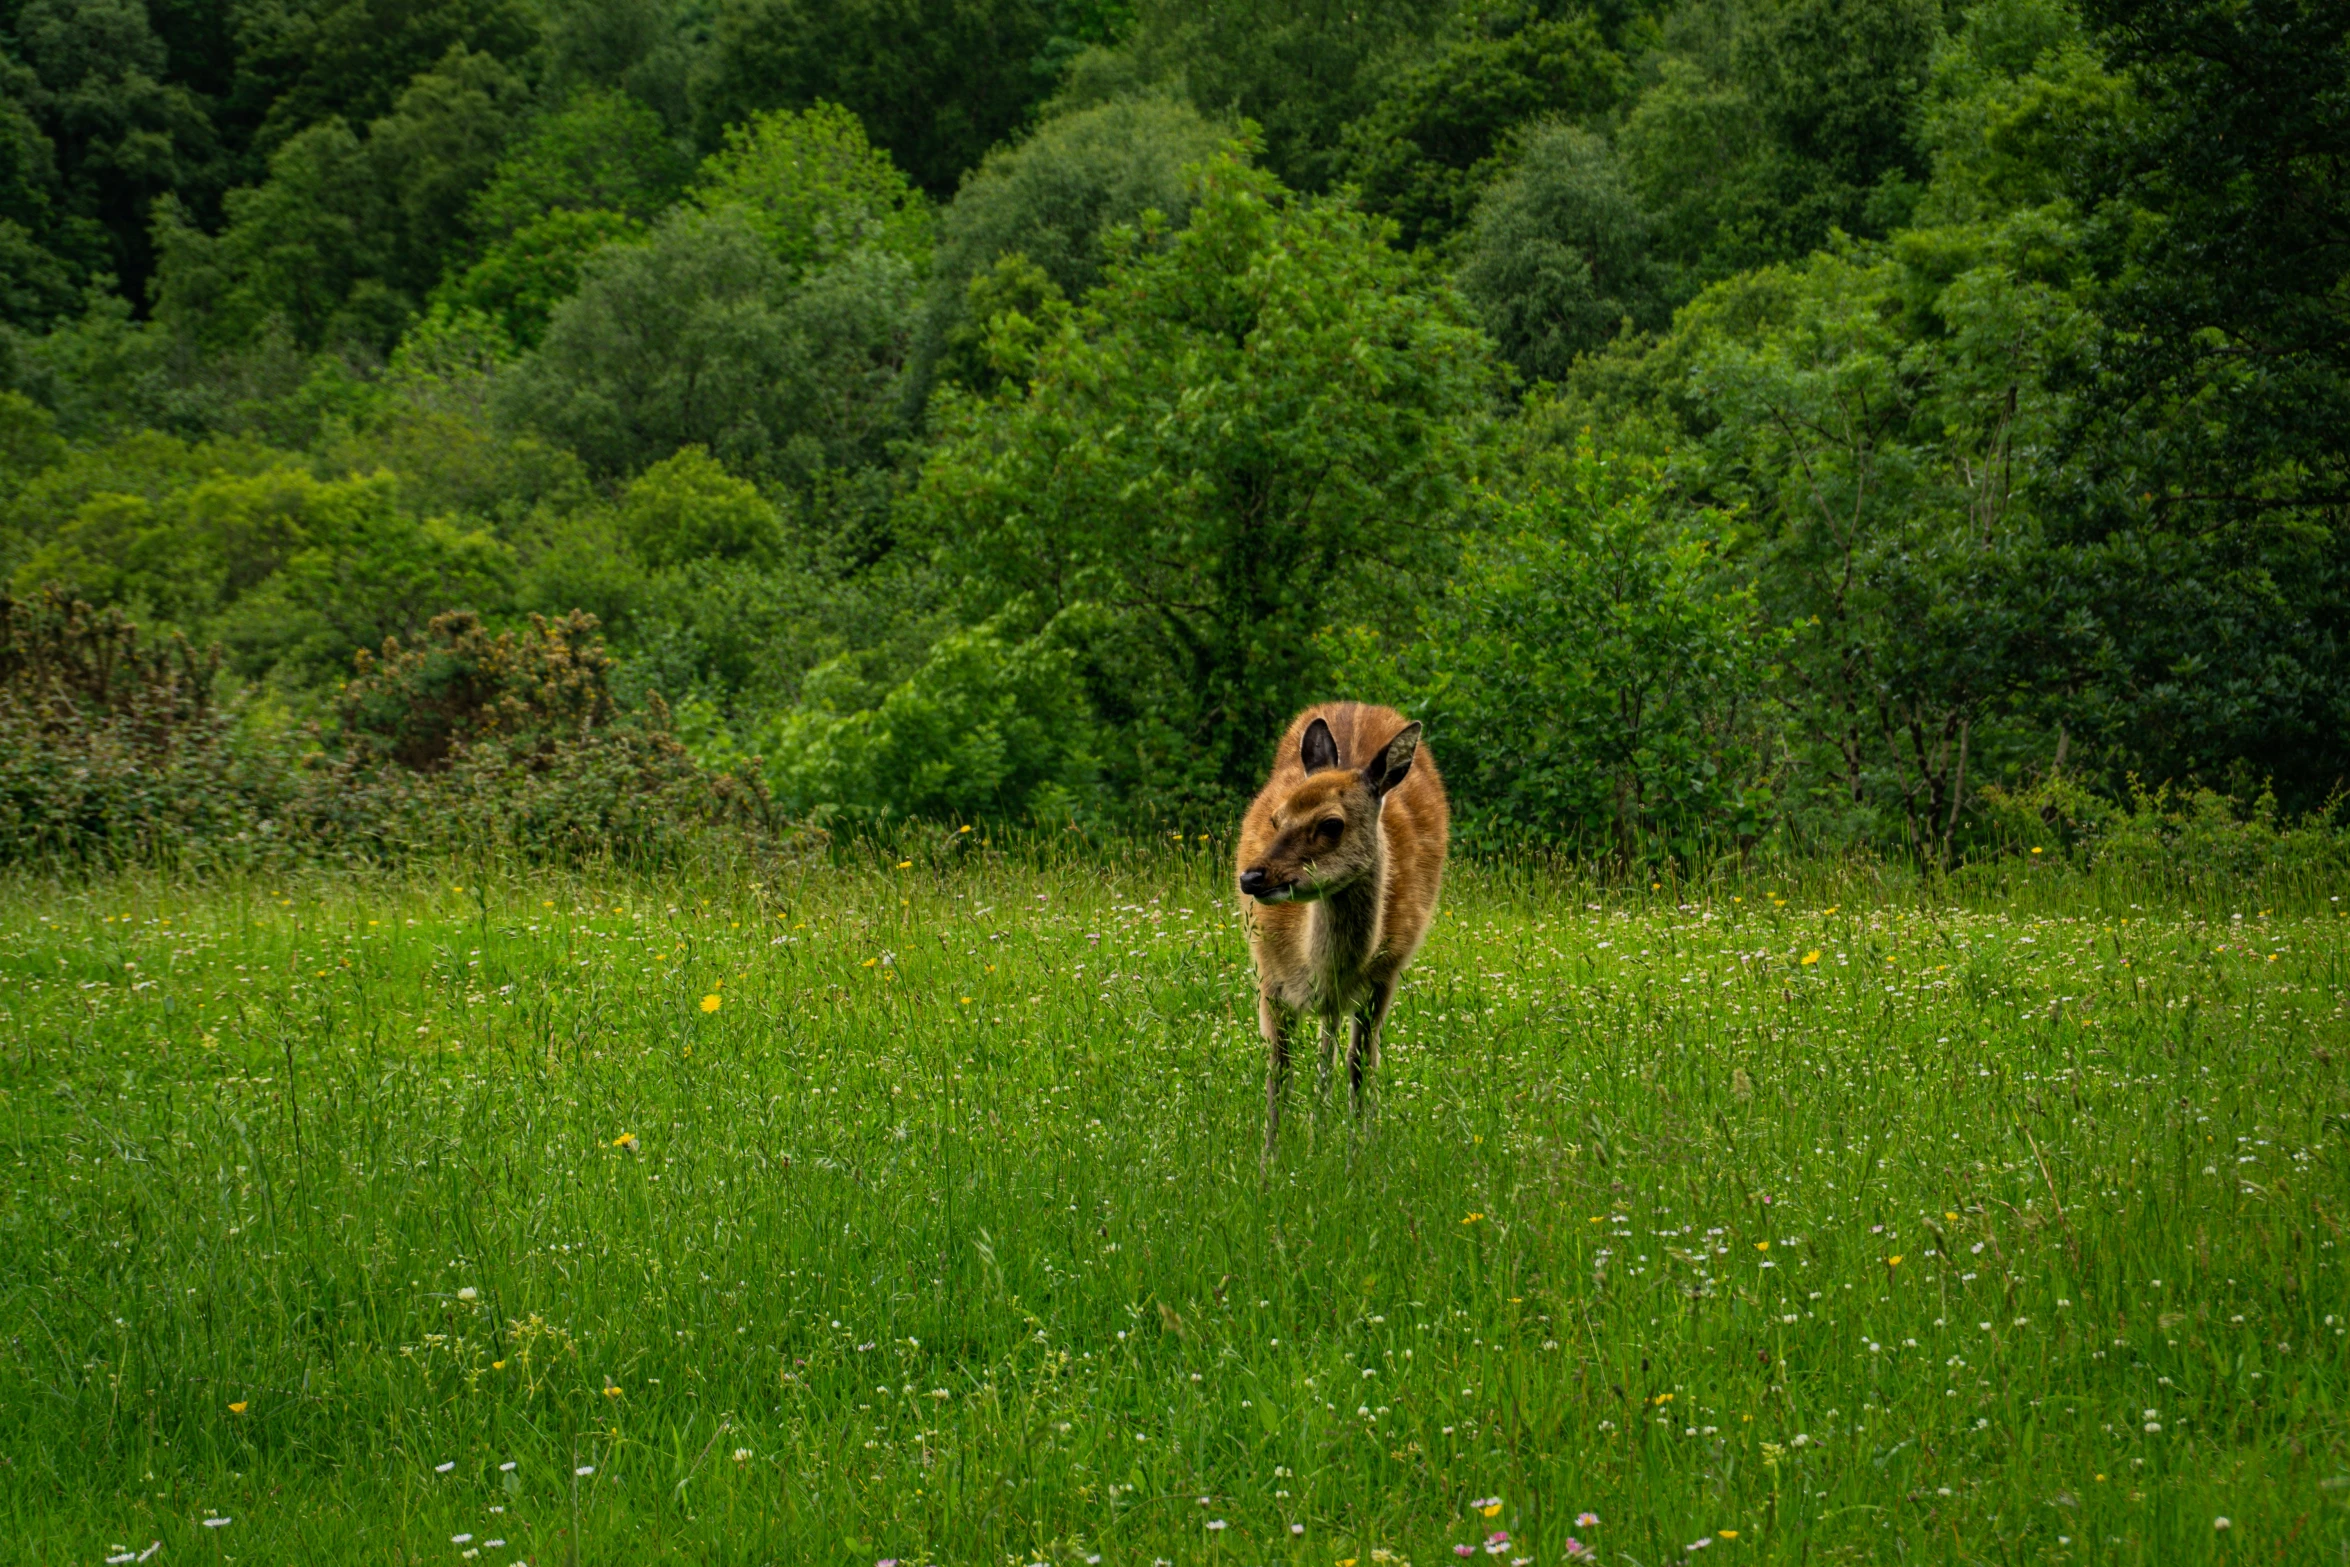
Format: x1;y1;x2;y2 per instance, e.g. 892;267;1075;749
1348;443;1781;861
1968;773;2350;893
0;588;294;865
0;592;791;869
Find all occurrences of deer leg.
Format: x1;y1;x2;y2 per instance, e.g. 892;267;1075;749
1260;992;1294;1166
1315;1013;1343;1103
1348;978;1395;1116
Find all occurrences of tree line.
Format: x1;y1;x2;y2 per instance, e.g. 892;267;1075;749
0;0;2343;862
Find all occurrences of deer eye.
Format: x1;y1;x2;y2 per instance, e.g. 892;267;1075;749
1314;817;1344;844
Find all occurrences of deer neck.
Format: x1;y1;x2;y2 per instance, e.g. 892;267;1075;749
1308;827;1387;1010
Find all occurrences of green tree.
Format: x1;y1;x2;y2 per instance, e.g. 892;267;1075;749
147;47;540;355
149;117;403;352
1334;11;1627;251
1455;124;1668;384
364;46;534;298
914;94;1227;401
238;0;539;158
466;89;694;243
1732;0;1941;235
765;613;1099;823
689;101;930;277
618;445;781;567
1078;0;1455;194
1358;443;1779;859
691;0;1059;195
7;0;218;308
429;88;695;345
500;206;919;484
915;155;1495;808
2043;0;2350;806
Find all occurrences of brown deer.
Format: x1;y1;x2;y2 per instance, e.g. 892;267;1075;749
1236;702;1448;1158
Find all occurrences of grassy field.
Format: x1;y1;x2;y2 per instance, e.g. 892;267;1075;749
3;840;2346;1566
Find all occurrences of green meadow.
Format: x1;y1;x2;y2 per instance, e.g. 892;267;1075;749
4;845;2346;1566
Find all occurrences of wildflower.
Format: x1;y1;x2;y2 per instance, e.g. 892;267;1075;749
1687;1540;1713;1552
1205;1519;1227;1532
733;1448;753;1462
700;994;722;1012
1291;1524;1305;1535
452;1535;473;1545
1801;951;1820;965
201;1517;231;1529
436;1461;456;1473
575;1465;595;1476
1755;1241;1770;1251
2214;1517;2231;1530
1719;1531;1739;1540
492;1360;506;1370
458;1286;478;1302
613;1132;639;1152
605;1384;623;1399
1564;1541;1595;1561
896;861;912;869
227;1401;247;1414
1577;1512;1600;1527
1887;1255;1904;1268
1484;1531;1511;1554
1455;1548;1476;1559
1462;1213;1485;1225
499;1462;516;1471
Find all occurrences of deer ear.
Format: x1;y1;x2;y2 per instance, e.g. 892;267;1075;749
1363;722;1420;797
1299;716;1340;774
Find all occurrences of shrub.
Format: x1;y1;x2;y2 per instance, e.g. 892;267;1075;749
0;593;790;869
0;588;293;866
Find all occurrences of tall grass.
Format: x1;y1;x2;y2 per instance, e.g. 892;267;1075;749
2;844;2344;1564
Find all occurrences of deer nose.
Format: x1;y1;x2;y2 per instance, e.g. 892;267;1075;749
1239;866;1272;898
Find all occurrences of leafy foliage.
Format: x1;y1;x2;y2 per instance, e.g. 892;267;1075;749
1354;446;1780;859
1456;124;1668;383
918;156;1495;809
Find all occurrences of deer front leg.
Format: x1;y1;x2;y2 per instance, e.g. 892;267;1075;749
1348;978;1395;1115
1260;992;1294;1165
1315;1013;1343;1102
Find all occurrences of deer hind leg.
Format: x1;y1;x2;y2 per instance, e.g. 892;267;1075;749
1260;992;1295;1166
1347;978;1395;1116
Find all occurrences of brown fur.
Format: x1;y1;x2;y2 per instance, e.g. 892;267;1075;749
1235;701;1449;1157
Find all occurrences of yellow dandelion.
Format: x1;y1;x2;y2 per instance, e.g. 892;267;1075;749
1479;1500;1503;1518
492;1360;506;1370
1461;1212;1485;1225
1719;1531;1739;1540
959;825;972;833
1801;950;1820;965
1755;1241;1770;1251
700;994;722;1013
862;957;878;968
896;860;913;869
959;996;972;1005
613;1132;639;1152
604;1385;622;1399
2031;846;2044;855
1945;1210;1959;1222
1887;1255;1904;1267
228;1401;248;1414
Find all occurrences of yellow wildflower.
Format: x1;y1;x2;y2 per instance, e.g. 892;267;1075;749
700;994;722;1013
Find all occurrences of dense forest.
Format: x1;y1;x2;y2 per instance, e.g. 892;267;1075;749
0;0;2344;864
